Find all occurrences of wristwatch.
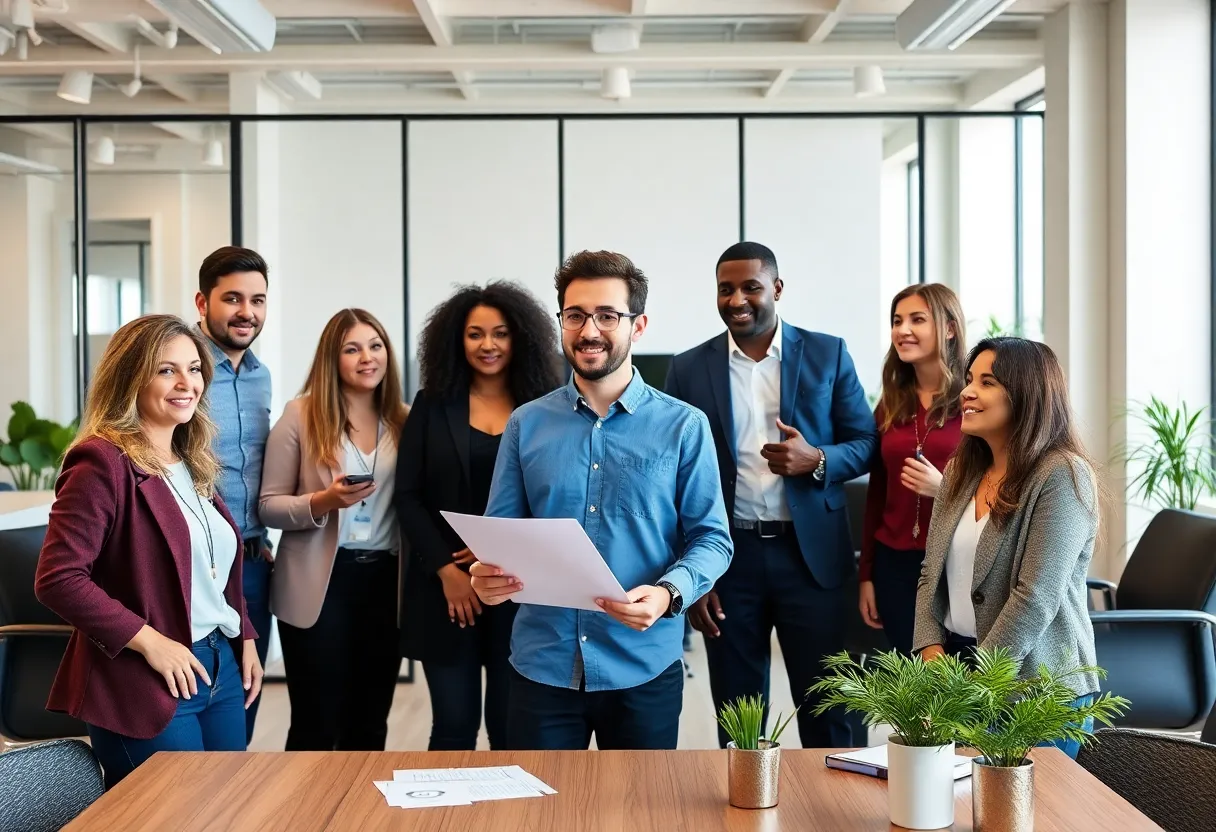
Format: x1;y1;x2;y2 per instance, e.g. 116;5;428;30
812;447;827;481
657;580;683;618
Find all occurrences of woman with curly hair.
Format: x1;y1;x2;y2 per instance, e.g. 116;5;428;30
396;280;563;750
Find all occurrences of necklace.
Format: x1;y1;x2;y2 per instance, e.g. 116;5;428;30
911;406;936;540
165;465;218;580
347;420;382;508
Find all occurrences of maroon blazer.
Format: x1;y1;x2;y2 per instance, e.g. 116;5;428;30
34;437;256;740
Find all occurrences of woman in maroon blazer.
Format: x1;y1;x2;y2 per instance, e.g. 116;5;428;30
35;314;262;790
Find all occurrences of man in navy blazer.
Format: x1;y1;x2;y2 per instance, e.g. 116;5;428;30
664;242;877;748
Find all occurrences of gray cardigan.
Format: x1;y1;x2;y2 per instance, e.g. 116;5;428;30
912;452;1101;697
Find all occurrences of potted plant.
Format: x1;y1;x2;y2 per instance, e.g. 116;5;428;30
0;402;77;491
717;694;796;809
809;650;985;830
947;649;1130;832
1121;396;1215;511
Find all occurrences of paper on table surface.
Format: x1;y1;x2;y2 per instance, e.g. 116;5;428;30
392;766;557;795
374;781;473;808
440;512;630;612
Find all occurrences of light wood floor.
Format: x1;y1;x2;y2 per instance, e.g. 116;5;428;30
249;635;834;751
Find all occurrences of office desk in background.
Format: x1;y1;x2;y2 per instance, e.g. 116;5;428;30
65;749;1160;831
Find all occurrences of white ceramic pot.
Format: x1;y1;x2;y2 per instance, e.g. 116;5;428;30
886;735;956;830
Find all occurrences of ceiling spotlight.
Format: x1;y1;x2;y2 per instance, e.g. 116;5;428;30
121;77;142;97
91;136;115;166
853;65;886;98
10;0;34;30
203;139;224;167
57;71;94;105
601;67;631;100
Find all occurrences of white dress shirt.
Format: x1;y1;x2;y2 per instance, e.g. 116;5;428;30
943;499;988;639
729;316;790;522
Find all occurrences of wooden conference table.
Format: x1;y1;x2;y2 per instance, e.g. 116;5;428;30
66;748;1160;831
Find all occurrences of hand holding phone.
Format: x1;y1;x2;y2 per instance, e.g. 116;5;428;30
343;473;374;486
312;474;377;517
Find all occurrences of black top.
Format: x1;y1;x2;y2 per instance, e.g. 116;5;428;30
468;427;502;516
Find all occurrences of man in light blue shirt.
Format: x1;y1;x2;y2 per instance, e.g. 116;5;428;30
193;246;273;745
470;250;732;750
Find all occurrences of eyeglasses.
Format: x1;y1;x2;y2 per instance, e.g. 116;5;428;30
557;309;641;332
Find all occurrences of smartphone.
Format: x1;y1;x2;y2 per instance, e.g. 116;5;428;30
343;473;374;486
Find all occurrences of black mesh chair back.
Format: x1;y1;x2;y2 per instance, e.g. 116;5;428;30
1075;728;1216;832
0;738;104;831
1118;509;1216;614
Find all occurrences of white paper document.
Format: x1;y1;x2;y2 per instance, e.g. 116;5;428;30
376;766;557;810
440;512;630;612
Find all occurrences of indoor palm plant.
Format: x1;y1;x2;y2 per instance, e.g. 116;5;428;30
809;650;986;830
945;649;1129;832
717;694;796;809
0;402;77;491
1122;396;1215;511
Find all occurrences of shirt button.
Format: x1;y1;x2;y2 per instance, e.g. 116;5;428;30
581;636;588;642
589;505;596;512
593;463;599;470
595;420;602;429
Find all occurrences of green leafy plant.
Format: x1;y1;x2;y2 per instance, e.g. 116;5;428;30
717;694;797;750
980;315;1025;339
944;649;1130;768
808;650;986;747
0;402;78;490
1122;396;1215;511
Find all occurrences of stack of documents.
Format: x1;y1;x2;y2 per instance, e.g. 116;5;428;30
374;765;557;809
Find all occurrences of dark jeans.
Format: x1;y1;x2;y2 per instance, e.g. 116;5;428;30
422;604;515;750
507;659;684;750
88;630;245;790
705;528;858;749
241;538;273;745
870;541;925;656
277;548;401;751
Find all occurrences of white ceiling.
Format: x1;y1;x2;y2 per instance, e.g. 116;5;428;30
0;0;1061;116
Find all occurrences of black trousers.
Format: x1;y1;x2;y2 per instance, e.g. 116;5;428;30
507;660;684;751
277;549;401;751
421;603;515;751
870;541;926;656
704;528;858;749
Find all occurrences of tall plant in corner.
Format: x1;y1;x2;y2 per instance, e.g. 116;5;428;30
0;402;77;491
1123;396;1215;511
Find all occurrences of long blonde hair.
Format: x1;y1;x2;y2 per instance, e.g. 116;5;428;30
878;283;967;432
73;314;221;495
299;308;408;468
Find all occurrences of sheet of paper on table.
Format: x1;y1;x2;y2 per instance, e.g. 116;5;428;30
440;511;630;612
375;766;558;809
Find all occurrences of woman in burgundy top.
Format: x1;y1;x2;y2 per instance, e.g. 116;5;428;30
858;284;967;655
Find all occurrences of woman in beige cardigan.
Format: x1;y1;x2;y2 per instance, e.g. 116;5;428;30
913;337;1102;759
260;308;408;751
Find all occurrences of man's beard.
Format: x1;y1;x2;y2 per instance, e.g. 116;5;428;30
565;336;629;381
206;311;261;351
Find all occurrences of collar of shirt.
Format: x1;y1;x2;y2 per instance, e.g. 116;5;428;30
195;322;261;373
562;366;647;416
726;316;783;363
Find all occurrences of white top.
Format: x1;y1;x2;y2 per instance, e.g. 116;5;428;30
943;499;988;639
337;423;399;552
728;316;789;522
164;462;242;643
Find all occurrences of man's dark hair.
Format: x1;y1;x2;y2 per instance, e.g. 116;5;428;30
199;246;269;296
555;250;648;315
717;241;779;280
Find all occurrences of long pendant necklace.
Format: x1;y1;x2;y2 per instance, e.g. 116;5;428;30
166;467;218;580
348;421;382;508
911;406;935;541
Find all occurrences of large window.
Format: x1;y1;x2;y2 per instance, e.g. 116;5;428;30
1015;93;1046;341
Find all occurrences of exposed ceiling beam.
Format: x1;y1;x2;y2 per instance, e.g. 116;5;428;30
411;2;478;99
151;121;208;142
444;0;839;12
1;122;73;144
149;75;200;102
58;20;133;54
959;65;1045;110
0;40;1044;75
763;68;795;99
883;121;918;161
802;0;854;44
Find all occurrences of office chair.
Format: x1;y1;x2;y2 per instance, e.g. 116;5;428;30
1087;508;1216;732
0;525;86;744
0;738;104;831
1075;728;1216;832
842;474;891;662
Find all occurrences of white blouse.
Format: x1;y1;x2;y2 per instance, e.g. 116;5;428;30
943;499;988;639
336;424;399;552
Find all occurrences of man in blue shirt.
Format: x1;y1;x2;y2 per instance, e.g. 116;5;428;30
470;250;732;751
193;246;273;745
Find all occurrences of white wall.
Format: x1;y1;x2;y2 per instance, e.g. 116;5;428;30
408;119;559;394
744;119;885;386
563;119;739;356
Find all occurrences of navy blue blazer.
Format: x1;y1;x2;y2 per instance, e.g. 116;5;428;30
664;322;877;589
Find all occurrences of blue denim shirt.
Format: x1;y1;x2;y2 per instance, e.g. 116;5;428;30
486;369;733;692
199;328;272;542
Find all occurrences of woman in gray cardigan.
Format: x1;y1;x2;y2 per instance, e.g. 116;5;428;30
913;337;1102;758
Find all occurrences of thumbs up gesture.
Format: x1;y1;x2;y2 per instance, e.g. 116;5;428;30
760;419;823;477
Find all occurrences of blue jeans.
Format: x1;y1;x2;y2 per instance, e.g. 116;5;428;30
241;543;274;744
87;630;246;790
1039;695;1095;759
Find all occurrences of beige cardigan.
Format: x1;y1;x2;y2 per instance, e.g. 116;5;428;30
259;397;403;629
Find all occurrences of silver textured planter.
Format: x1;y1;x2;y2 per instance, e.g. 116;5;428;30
726;740;781;809
973;757;1035;832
